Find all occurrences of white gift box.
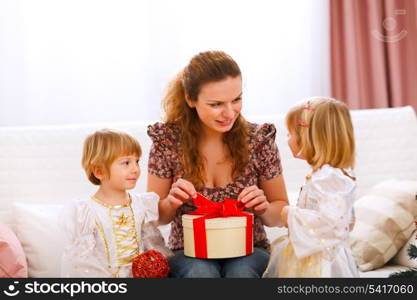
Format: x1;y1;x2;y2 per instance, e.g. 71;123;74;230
182;214;253;259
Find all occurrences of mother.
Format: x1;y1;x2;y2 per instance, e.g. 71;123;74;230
147;50;288;278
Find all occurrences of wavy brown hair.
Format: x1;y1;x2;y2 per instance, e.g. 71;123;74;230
162;51;250;189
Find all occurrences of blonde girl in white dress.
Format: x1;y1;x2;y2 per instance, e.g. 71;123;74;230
263;97;359;278
61;129;159;278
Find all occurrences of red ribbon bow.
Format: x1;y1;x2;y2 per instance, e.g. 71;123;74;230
188;193;253;258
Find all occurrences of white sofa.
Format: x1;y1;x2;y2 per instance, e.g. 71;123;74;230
0;106;416;277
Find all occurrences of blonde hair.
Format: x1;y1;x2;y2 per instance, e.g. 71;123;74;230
286;97;355;170
163;50;249;189
82;129;142;185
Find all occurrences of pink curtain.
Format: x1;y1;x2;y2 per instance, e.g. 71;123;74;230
330;0;417;111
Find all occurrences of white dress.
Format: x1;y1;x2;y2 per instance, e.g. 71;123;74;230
263;165;359;277
60;192;159;278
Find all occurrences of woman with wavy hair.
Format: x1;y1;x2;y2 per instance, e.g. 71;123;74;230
147;50;288;278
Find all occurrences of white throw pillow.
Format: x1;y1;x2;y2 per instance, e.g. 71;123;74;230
349;179;417;271
393;229;417;268
13;203;64;277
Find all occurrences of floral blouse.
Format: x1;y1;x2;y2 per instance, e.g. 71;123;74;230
147;122;283;251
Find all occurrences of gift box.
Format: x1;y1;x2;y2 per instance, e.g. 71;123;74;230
182;194;253;259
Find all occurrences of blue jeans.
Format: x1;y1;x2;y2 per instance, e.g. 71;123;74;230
168;247;270;278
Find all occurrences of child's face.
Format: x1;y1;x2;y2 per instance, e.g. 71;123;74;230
287;129;303;159
101;154;140;191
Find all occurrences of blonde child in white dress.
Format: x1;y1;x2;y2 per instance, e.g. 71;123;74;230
61;129;159;278
263;97;359;278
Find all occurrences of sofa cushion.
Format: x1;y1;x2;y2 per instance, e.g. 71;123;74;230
0;222;28;277
13;203;64;277
349;179;417;271
393;229;417;268
358;263;410;278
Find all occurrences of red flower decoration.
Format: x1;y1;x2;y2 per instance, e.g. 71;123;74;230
132;250;170;278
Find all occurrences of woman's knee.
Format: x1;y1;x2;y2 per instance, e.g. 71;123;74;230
169;250;221;278
221;247;270;278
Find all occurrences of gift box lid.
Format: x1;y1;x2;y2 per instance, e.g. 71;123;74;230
182;214;251;230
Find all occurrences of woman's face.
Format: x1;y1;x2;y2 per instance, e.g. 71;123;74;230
187;76;242;135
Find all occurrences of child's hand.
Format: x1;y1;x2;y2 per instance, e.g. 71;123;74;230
167;178;197;209
237;185;269;215
280;205;289;227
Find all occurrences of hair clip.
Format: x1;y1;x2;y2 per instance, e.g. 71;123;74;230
296;120;310;128
303;103;316;112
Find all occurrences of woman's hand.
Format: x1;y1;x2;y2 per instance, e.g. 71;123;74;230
237;185;269;215
166;178;197;209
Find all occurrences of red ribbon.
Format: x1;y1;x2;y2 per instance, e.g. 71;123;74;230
188;193;253;258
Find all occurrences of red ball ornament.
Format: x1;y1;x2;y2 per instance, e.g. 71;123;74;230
132;250;170;278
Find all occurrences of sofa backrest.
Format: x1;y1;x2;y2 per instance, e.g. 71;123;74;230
1;106;416;227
